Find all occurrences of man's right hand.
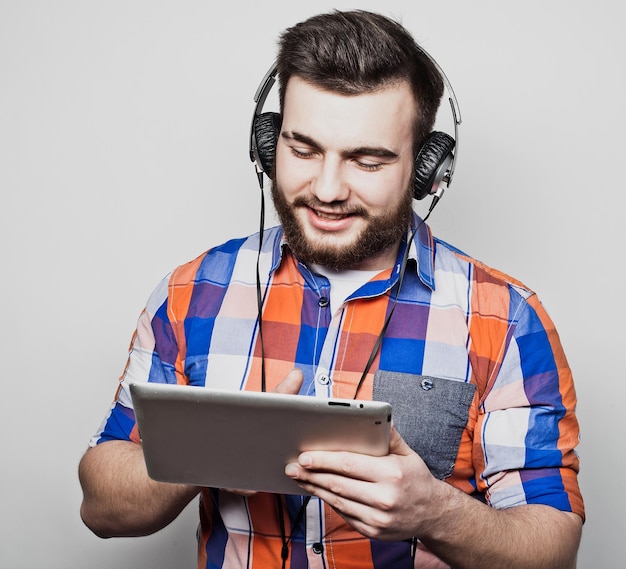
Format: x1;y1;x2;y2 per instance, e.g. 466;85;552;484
272;368;304;395
222;368;304;496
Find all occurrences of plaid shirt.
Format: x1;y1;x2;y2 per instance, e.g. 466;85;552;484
92;214;584;568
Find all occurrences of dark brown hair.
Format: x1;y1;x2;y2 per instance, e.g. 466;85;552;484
276;10;444;152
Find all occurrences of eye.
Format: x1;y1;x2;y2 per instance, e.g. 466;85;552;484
290;146;316;159
354;159;383;172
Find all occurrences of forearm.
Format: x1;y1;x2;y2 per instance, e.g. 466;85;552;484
79;440;200;538
419;481;582;569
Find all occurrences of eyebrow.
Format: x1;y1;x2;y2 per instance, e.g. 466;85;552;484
281;130;399;159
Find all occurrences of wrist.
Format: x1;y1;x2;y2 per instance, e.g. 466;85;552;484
416;479;467;543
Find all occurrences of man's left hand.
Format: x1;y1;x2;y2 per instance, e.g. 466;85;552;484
284;424;443;541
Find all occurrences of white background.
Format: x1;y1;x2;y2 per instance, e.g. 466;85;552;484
1;1;623;567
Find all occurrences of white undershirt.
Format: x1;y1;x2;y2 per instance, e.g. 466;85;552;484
310;264;381;314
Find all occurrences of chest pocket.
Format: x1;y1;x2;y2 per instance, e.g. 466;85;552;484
373;370;476;480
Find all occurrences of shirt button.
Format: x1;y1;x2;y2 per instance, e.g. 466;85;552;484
317;375;330;385
312;542;324;554
318;296;330;307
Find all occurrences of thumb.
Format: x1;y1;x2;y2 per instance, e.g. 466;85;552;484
272;368;304;395
388;423;414;457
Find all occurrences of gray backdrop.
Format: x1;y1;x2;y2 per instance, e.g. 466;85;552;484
1;0;622;567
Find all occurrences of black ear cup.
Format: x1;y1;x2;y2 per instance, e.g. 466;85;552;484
413;131;456;200
252;112;282;176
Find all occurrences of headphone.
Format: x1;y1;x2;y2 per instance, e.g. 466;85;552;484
249;48;461;201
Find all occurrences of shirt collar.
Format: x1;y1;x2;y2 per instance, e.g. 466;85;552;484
408;210;436;290
269;210;436;291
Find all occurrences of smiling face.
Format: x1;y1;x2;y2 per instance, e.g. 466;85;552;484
271;76;417;271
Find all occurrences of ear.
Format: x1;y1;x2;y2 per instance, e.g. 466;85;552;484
413;131;455;200
252;112;282;176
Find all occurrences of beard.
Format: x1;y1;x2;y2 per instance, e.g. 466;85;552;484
270;178;414;271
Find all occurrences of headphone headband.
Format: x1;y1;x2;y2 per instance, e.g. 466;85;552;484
250;45;461;198
423;50;462;187
249;62;279;182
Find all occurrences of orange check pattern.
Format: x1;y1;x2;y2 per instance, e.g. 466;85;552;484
91;215;584;568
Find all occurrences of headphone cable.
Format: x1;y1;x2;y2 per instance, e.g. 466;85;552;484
254;194;441;564
256;187;267;393
352;195;440;399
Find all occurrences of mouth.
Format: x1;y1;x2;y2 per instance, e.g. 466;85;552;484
313;209;355;221
304;205;364;234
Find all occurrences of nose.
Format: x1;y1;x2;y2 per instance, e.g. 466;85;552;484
311;156;349;203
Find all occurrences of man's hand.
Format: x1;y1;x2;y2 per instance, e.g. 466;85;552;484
223;368;304;496
285;424;582;569
284;423;441;541
273;368;305;395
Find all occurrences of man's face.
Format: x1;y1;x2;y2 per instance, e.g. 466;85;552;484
272;76;417;271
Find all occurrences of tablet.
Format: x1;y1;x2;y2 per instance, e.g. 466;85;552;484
130;382;392;495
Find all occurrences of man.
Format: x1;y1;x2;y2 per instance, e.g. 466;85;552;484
79;10;584;568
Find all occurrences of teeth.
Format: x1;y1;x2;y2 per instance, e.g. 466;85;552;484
316;210;345;220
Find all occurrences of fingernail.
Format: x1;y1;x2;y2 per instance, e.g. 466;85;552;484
299;454;312;467
285;464;298;477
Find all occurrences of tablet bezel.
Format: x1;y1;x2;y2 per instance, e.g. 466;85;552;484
130;382;392;495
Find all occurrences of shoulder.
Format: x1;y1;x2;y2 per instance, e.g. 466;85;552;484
432;236;535;301
168;227;283;287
